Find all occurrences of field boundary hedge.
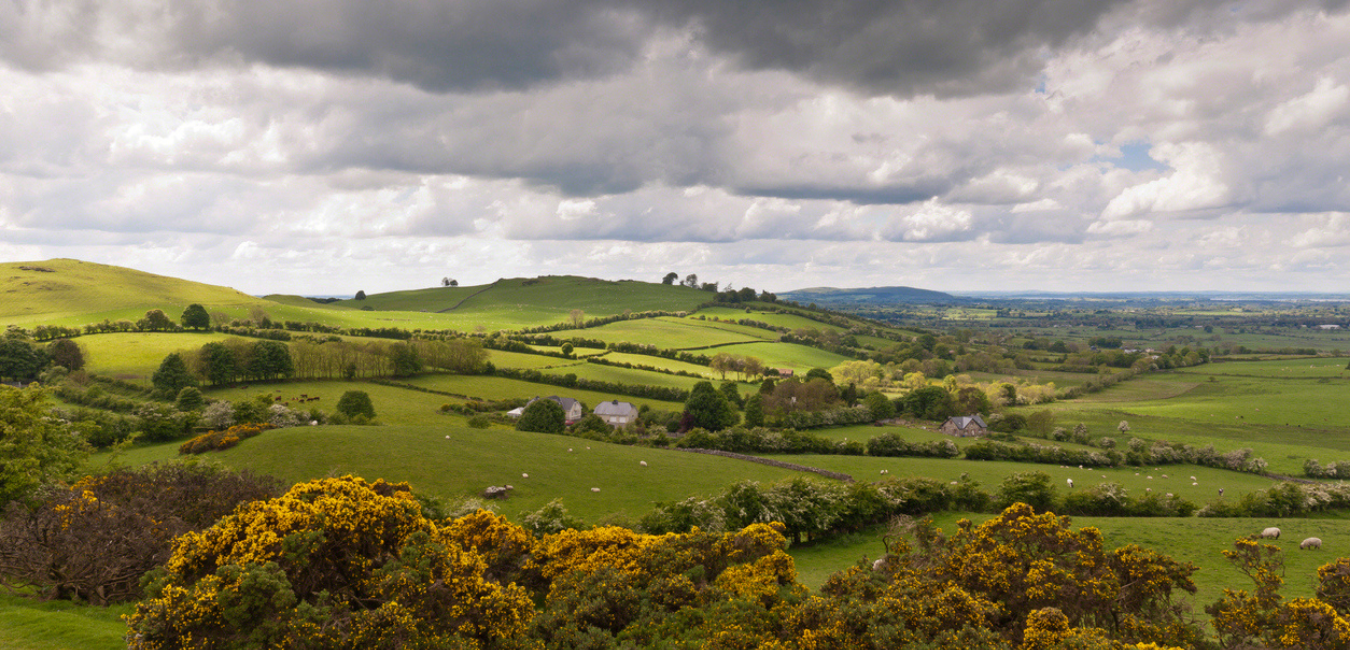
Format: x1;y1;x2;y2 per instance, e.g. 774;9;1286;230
674;447;854;482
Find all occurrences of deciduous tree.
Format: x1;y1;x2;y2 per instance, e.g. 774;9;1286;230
151;353;198;397
180;303;210;330
517;398;565;433
46;338;84;372
336;390;376;420
683;381;737;432
0;385;89;504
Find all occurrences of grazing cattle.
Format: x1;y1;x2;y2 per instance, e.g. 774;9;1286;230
1301;537;1323;550
1261;527;1281;540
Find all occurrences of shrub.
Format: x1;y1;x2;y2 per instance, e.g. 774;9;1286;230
516;398;565;434
336;390;376;420
125;476;534;649
174;386;205;411
0;463;282;604
178;423;272;455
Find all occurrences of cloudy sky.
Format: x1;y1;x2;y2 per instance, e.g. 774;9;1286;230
4;0;1350;296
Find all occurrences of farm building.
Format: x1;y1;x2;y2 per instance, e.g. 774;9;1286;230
939;414;988;437
594;400;638;428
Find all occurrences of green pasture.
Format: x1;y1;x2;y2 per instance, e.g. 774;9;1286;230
540;362;712;392
206;380;467;427
710;341;854;373
333;276;710;331
108;425;808;524
78;332;236;382
572;318;767;349
394;374;685;412
772;453;1277;506
320;285;480;313
696;306;860;335
678;316;785;341
487;349;585;370
789;512;1350;606
0;592;130;650
0;258;260;327
1026;360;1350;474
1198;357;1350;378
601;351;718;377
528;344;606;357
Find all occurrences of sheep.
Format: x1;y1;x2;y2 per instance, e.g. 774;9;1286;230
1219;488;1225;496
522;473;529;479
1302;537;1323;550
640;461;647;467
1190;476;1197;481
1066;478;1074;489
591;487;600;492
1261;527;1281;540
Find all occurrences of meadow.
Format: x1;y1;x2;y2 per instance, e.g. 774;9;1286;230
14;260;1350;647
108;424;806;524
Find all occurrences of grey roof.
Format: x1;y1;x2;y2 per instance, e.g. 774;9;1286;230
529;396;581;411
948;415;987;429
594;400;637;416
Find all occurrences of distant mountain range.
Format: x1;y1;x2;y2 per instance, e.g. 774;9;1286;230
778;285;962;305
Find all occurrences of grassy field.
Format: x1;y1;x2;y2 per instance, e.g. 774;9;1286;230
79;332;237;382
539;362;713;392
1022;358;1350;475
393;374;685;412
0;592;129;650
107;424;808;524
709;341;854;373
601;351;719;377
487;349;586;370
317;276;713;331
572;317;770;349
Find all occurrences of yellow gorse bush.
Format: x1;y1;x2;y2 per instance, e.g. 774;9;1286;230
126;475;533;650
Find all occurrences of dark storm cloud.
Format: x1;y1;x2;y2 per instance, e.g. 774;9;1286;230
644;0;1132;96
0;0;648;90
7;0;1350;98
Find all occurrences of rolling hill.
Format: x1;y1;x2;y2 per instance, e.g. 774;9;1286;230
0;259;265;326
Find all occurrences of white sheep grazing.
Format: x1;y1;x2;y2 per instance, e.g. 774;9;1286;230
640;461;647;467
1190;476;1197;481
1302;537;1323;550
1261;527;1281;540
591;487;600;492
1066;478;1074;488
522;473;529;479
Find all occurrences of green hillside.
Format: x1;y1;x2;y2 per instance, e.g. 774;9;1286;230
333;276;711;329
0;259;264;326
